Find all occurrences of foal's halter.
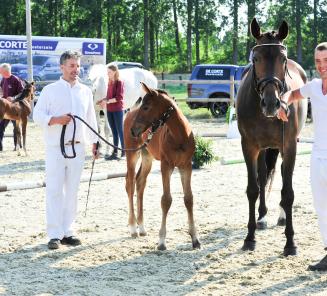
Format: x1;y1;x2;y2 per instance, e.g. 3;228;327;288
251;43;290;109
60;105;175;159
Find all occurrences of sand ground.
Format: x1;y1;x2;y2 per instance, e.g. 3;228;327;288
1;117;327;296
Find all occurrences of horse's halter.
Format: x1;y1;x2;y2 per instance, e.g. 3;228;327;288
252;43;290;101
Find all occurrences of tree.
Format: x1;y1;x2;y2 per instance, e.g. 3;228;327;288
186;0;193;71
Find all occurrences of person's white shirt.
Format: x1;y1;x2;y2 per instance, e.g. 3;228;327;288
300;78;327;156
33;77;98;146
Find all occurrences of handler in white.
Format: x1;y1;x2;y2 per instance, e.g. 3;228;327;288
278;42;327;271
33;50;99;250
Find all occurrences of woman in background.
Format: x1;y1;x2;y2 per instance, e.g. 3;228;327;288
100;64;125;160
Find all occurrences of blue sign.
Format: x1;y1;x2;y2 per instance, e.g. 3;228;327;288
82;42;104;55
0;39;58;51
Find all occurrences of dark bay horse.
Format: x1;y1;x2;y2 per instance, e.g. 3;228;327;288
124;82;200;250
236;19;307;256
0;81;35;155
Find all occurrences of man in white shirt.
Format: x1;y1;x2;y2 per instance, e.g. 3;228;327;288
33;50;99;250
278;42;327;271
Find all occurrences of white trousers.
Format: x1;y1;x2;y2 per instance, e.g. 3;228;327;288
311;154;327;247
45;144;85;239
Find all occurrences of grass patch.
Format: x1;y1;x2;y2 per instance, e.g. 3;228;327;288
162;85;212;120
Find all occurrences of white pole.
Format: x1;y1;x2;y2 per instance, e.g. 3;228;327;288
25;0;33;82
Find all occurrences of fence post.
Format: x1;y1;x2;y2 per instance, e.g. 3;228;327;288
230;75;235;107
161;72;165;89
179;75;182;87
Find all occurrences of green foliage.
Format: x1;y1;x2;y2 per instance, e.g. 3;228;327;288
192;136;216;169
0;1;325;71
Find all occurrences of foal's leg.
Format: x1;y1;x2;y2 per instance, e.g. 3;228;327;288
158;161;174;250
241;141;260;251
257;150;268;230
125;150;140;237
136;149;153;236
15;120;22;156
22;117;28;156
179;164;200;249
280;142;297;256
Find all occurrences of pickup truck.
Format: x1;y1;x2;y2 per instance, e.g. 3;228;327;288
186;64;245;117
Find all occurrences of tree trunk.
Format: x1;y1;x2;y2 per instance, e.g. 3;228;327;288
187;0;193;71
143;0;150;69
172;0;182;57
232;0;238;64
194;0;200;64
96;0;103;38
295;0;303;64
106;1;112;61
313;0;318;48
246;0;255;61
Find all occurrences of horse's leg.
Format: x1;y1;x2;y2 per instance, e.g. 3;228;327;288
280;142;297;256
257;150;268;230
179;164;201;249
135;149;153;236
125;150;140;237
22;117;28;156
241;141;260;251
158;161;174;250
15;120;22;156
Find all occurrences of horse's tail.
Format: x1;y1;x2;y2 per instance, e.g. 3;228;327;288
265;148;279;197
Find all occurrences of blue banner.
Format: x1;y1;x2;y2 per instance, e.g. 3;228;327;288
0;39;58;51
82;42;104;55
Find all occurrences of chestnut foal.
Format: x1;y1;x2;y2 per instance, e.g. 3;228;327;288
124;83;200;250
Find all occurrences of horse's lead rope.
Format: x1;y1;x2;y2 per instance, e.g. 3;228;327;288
60;114;150;159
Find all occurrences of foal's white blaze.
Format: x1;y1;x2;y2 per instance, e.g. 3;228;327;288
279;206;286;219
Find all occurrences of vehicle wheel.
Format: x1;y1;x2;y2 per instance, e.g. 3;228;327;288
209;102;228;118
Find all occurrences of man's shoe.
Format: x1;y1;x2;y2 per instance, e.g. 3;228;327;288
308;255;327;271
61;236;82;246
121;151;126;158
48;238;61;250
105;152;119;161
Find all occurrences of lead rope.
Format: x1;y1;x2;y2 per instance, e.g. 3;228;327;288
84;141;100;217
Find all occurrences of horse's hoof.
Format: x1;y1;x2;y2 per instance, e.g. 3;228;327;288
157;244;167;251
131;232;138;238
192;239;201;249
277;218;286;226
283;246;297;256
242;240;256;251
256;221;267;230
139;231;147;237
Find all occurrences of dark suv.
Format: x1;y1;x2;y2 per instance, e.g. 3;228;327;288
186;64;245;117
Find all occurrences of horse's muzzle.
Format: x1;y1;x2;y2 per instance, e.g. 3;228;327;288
260;97;281;118
131;127;142;138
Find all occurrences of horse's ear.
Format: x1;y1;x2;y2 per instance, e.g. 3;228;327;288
141;82;155;95
277;20;288;41
250;18;261;39
31;81;35;85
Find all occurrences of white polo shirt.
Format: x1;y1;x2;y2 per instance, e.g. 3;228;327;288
33;77;98;147
300;78;327;156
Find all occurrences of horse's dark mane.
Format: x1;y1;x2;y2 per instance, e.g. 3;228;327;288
13;83;33;103
157;89;168;95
